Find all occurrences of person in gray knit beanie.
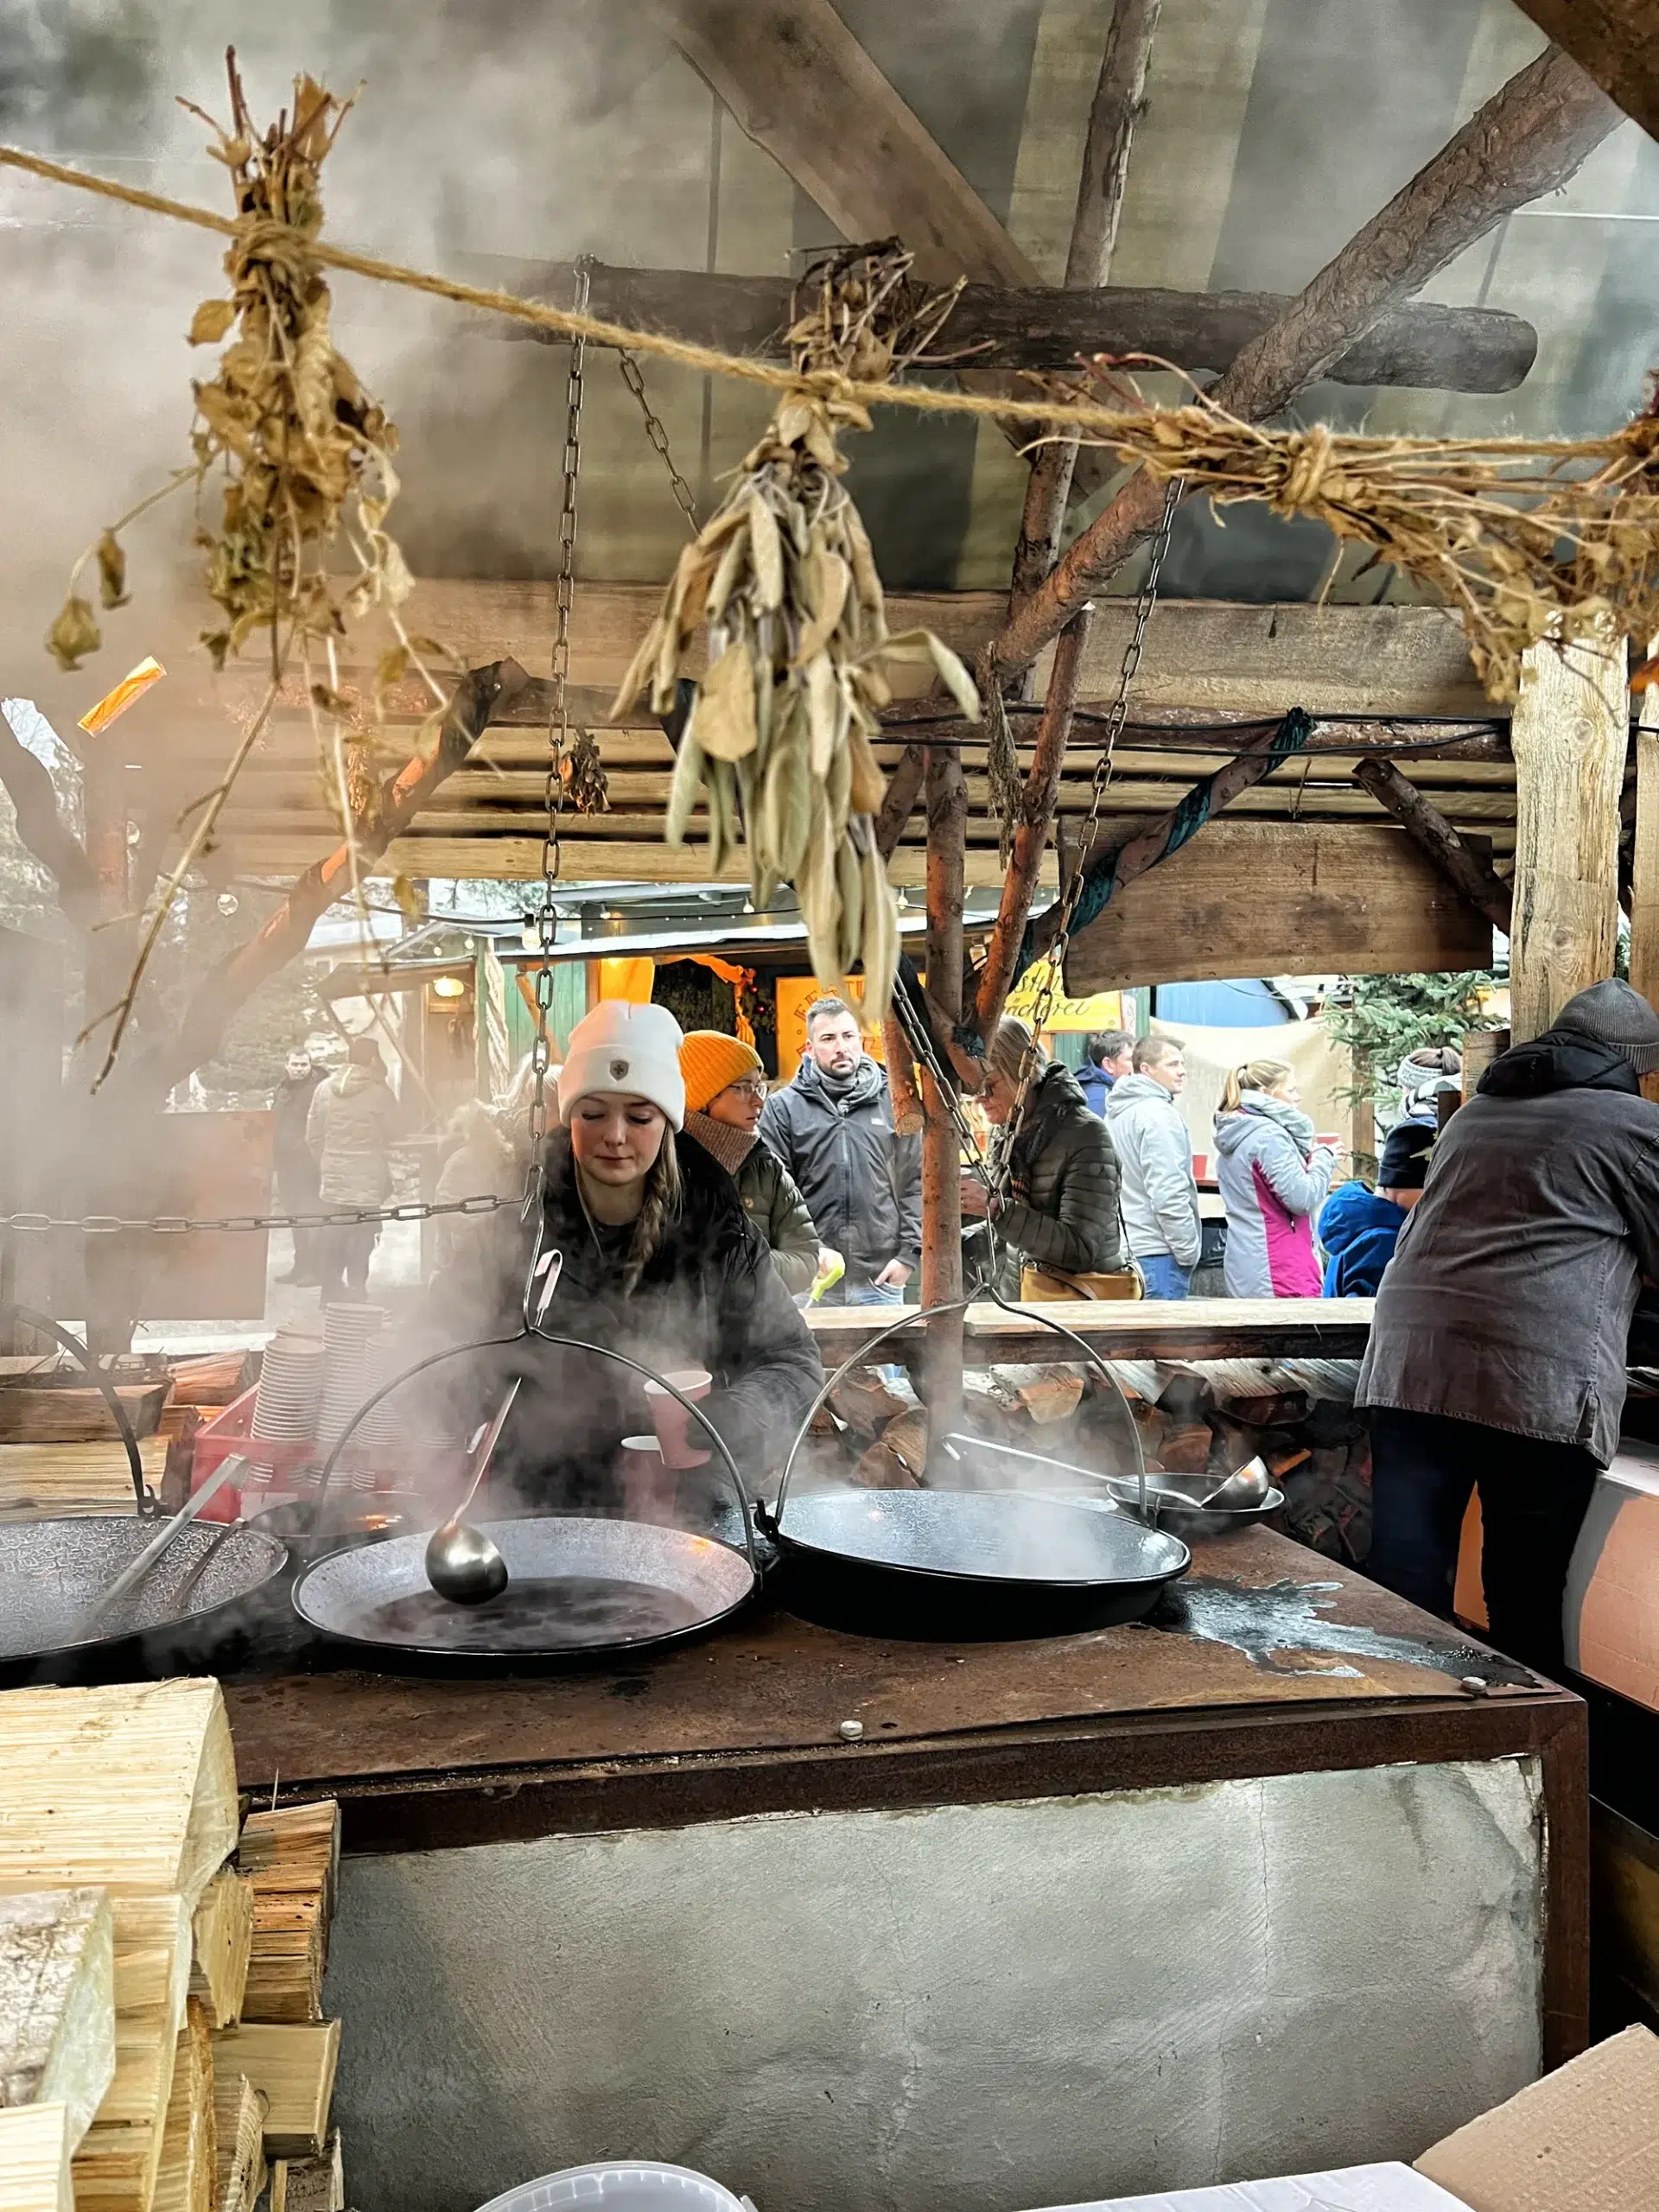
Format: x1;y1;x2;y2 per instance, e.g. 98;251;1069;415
1357;977;1659;1678
1551;978;1659;1072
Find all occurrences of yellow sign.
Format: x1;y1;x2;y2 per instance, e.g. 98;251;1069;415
1003;970;1124;1035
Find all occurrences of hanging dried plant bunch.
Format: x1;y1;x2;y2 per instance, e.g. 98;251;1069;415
1079;363;1659;702
610;244;978;1016
47;52;415;678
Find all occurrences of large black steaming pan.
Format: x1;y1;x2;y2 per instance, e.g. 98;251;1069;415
0;1516;289;1667
292;1516;756;1660
764;1294;1190;1637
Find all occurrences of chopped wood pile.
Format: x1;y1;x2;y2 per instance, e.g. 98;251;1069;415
0;1679;346;2212
822;1354;1371;1560
0;1353;257;1522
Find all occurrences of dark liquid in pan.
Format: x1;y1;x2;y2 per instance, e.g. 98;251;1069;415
359;1575;706;1651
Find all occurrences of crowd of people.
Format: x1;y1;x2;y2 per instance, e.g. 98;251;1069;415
268;980;1659;1679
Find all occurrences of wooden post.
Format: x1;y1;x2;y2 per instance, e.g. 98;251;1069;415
1351;757;1513;933
1628;649;1659;1096
77;739;136;1352
921;741;967;1451
1508;626;1628;1042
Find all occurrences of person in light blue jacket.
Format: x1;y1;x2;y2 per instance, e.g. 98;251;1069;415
1213;1058;1339;1298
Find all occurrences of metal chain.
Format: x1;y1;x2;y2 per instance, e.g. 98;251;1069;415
0;1194;512;1236
530;258;591;1163
617;349;700;533
988;477;1183;1204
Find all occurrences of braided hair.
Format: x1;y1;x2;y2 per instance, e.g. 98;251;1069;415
617;1128;683;1294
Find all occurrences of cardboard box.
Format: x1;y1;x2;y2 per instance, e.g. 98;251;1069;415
1415;2024;1659;2211
1025;2168;1467;2210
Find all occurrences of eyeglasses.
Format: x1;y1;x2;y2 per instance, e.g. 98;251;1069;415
723;1078;768;1101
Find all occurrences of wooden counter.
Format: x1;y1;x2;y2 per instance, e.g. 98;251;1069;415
804;1295;1374;1367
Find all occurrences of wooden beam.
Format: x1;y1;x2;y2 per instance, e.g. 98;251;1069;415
1508;628;1628;1042
479;255;1535;392
1629;660;1659;1071
874;743;926;862
132;661;531;1094
1013;0;1162;606
976;609;1092;1037
993;43;1621;679
1351;757;1512;934
921;739;968;1442
658;0;1036;285
805;1294;1374;1367
1064;821;1494;994
1505;2;1659;142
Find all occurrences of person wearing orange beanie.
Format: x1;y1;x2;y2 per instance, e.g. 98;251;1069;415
679;1032;824;1298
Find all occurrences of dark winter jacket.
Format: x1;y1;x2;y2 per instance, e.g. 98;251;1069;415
271;1068;325;1173
759;1055;921;1285
445;1128;823;1509
1358;1030;1659;1465
306;1062;399;1208
683;1109;820;1297
1076;1062;1114;1118
1319;1181;1410;1298
993;1061;1124;1281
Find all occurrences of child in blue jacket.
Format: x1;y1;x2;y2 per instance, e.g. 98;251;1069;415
1319;1121;1435;1296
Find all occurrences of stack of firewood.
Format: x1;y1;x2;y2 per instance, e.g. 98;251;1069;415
0;1679;346;2212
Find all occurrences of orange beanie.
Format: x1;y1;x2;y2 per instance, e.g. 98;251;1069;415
679;1030;763;1114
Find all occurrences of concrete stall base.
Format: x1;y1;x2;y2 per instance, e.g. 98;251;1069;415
327;1757;1543;2212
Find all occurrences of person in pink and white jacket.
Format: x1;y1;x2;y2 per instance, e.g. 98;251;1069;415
1212;1058;1339;1299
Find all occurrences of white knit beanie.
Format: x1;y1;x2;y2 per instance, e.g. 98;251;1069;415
558;1001;686;1129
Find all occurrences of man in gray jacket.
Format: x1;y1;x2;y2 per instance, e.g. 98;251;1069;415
1103;1037;1201;1298
1359;979;1659;1675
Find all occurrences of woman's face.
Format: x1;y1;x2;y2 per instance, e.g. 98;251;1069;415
1268;1071;1300;1107
981;1066;1019;1126
706;1074;766;1133
569;1096;668;1185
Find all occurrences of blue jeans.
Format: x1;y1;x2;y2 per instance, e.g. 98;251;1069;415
1136;1253;1192;1300
848;1281;903;1307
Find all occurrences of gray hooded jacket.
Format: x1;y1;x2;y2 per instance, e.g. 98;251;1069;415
1104;1071;1201;1269
1358;1028;1659;1465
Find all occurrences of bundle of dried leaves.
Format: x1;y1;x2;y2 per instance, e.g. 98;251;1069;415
1081;366;1659;701
610;245;978;1015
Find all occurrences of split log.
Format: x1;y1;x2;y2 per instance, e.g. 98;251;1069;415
976;609;1093;1039
992;44;1620;680
0;2101;74;2212
133;660;530;1096
73;1896;193;2212
483;256;1537;395
0;1890;115;2149
0;1438;167;1519
189;1874;253;2033
151;2000;214;2212
236;1804;340;1936
1351;757;1512;933
1506;0;1659;140
269;2134;344;2212
211;2075;265;2212
0;1681;238;1906
0;1384;171;1445
209;2025;339;2160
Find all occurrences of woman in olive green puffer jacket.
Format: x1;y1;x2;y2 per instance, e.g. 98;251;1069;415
679;1031;823;1297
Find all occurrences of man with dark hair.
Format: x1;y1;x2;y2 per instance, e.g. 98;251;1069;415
1104;1035;1201;1298
1077;1029;1134;1117
272;1047;325;1284
760;996;920;1305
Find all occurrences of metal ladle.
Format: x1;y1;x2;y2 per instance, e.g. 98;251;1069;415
423;1249;563;1606
1200;1455;1271;1511
423;1378;520;1605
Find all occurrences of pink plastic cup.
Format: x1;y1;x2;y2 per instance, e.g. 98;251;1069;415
644;1368;713;1469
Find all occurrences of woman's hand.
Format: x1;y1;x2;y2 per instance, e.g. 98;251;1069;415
958;1173;989;1218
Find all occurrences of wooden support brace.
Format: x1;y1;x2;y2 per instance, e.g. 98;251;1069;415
992;44;1619;679
1509;627;1627;1042
875;744;926;864
1351;757;1512;934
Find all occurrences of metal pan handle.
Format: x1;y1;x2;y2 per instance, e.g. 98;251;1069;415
0;1301;151;1514
771;1294;1147;1528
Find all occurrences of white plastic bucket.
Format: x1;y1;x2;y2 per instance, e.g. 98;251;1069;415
473;2162;749;2212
